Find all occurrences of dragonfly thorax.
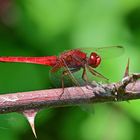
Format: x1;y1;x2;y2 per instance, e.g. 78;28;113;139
87;52;101;68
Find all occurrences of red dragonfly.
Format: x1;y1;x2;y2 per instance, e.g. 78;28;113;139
0;46;124;97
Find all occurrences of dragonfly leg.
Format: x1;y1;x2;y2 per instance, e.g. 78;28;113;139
82;67;88;82
59;68;81;99
59;73;65;99
82;66;97;89
87;65;109;82
82;66;91;86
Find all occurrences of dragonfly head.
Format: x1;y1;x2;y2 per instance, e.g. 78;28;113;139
88;52;101;68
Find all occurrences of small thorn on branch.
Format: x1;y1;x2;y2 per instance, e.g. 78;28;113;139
124;58;130;78
22;110;38;139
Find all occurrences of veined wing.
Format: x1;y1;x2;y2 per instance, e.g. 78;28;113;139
79;46;124;59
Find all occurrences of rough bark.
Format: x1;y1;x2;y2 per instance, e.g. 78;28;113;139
0;74;139;114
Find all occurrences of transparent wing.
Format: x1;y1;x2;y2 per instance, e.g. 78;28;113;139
49;54;92;97
61;57;88;96
79;46;124;59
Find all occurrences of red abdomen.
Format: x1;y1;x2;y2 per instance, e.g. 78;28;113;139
0;56;57;67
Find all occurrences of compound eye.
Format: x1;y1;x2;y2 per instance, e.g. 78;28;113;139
88;52;101;68
90;53;96;63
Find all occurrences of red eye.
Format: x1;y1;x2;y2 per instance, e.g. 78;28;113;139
88;52;101;68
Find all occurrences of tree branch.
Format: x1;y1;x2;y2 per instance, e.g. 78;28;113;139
0;73;140;114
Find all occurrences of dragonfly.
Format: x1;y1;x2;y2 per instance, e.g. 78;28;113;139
0;46;124;97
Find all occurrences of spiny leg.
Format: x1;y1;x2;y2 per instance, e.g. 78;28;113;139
82;66;95;89
87;65;109;81
70;55;91;85
63;54;89;84
82;66;88;83
60;56;89;99
59;72;65;99
59;68;81;99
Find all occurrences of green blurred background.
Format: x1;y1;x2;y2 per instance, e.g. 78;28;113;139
0;0;140;140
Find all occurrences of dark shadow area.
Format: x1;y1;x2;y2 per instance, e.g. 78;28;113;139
125;7;140;36
124;6;140;46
